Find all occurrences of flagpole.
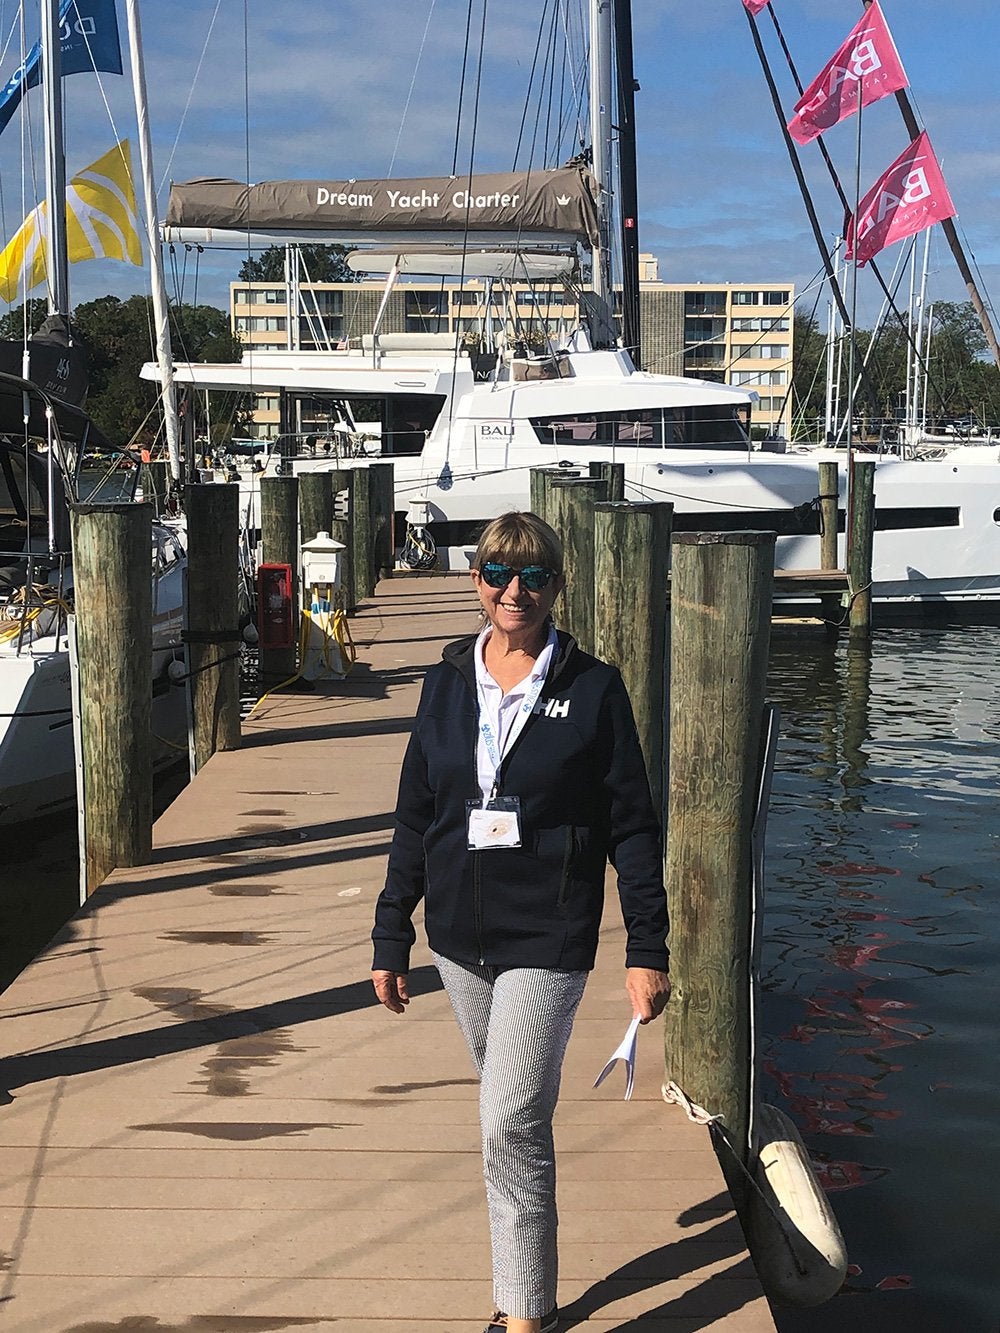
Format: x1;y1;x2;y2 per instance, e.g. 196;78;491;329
124;0;182;490
845;92;864;561
41;0;69;320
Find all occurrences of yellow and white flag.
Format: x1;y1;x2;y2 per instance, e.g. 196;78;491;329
0;139;142;303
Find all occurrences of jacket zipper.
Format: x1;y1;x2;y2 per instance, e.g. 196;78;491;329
471;711;486;963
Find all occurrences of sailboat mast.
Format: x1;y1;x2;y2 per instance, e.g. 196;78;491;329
41;0;69;319
614;0;641;365
124;0;182;487
589;0;614;304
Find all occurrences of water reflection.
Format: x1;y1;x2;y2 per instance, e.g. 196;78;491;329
762;627;1000;1332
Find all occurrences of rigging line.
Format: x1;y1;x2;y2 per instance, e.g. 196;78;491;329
512;1;551;172
451;0;476;176
64;7;124;146
780;264;827;431
542;2;560;168
446;0;489;453
387;0;436;176
0;5;17;63
156;0;224;194
560;0;588;154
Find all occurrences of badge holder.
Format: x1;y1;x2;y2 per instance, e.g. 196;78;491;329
466;796;522;849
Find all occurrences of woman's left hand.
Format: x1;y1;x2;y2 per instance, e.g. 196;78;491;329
626;967;671;1024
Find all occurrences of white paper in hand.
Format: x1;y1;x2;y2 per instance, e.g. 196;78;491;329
593;1015;641;1100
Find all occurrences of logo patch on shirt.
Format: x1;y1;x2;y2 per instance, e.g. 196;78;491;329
541;697;571;719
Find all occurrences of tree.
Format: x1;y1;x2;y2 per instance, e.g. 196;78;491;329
71;294;249;448
0;299;48;341
237;243;356;284
790;310;828;434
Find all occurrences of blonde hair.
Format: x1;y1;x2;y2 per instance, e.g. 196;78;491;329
472;511;563;574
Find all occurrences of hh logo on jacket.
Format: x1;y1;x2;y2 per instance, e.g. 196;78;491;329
541;698;571;719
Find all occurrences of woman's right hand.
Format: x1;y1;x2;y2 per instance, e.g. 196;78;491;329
372;969;410;1014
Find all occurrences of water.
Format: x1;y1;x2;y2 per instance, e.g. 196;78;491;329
2;631;998;1328
762;626;1000;1333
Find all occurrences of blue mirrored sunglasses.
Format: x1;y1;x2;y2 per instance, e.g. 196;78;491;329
480;562;556;592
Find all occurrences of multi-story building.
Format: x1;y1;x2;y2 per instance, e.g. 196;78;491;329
230;257;794;440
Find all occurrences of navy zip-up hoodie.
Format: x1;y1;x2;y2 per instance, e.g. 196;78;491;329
372;629;669;974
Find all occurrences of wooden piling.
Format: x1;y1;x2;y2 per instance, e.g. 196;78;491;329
328;468;355;611
593;501;672;821
818;461;839;571
260;475;299;681
818;460;841;637
70;502;153;895
847;457;876;639
662;530;775;1167
298;471;334;547
349;466;376;605
529;467;572;526
550;476;608;655
590;460;625;502
369;461;396;580
184;483;241;773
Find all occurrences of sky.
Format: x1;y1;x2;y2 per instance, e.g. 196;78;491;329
0;0;996;330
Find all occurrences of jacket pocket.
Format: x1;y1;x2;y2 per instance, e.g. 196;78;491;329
556;827;576;908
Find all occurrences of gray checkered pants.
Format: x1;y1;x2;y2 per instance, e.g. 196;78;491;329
434;953;588;1319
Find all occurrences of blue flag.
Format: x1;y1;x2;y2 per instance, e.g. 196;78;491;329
0;0;123;135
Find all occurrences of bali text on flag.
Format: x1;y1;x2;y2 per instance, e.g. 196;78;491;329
0;139;142;303
787;0;907;146
845;132;956;269
742;0;770;15
0;0;122;135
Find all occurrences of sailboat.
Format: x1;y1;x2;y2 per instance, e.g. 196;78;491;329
145;0;1000;619
0;0;187;827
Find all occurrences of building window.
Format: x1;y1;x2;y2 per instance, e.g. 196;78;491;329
684;346;727;367
299;314;345;343
303;291;345;314
685;291;727;315
732;316;789;333
405;289;449;332
732;369;787;387
732;290;790;307
685;317;727;342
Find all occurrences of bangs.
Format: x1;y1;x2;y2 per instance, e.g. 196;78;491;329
474;512;562;573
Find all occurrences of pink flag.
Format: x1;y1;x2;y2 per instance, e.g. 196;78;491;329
787;1;908;146
742;0;770;14
845;132;956;267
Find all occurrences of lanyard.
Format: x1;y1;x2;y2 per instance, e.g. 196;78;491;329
475;669;548;804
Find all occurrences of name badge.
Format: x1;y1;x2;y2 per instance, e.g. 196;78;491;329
466;796;522;850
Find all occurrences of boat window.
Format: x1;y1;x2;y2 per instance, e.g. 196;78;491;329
530;404;749;448
385;394;446;455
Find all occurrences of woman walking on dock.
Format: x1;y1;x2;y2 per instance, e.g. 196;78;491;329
371;510;670;1333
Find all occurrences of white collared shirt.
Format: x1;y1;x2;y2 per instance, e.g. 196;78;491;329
474;623;558;804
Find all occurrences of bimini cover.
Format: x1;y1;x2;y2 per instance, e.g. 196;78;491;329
165;167;599;247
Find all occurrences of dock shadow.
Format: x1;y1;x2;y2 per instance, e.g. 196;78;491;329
559;1203;759;1330
0;965;443;1098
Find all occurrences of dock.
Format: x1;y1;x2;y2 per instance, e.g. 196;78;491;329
0;576;777;1331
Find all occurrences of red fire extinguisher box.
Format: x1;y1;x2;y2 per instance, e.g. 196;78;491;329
257;563;294;649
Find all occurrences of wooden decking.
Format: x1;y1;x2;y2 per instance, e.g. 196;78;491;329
0;576;777;1331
